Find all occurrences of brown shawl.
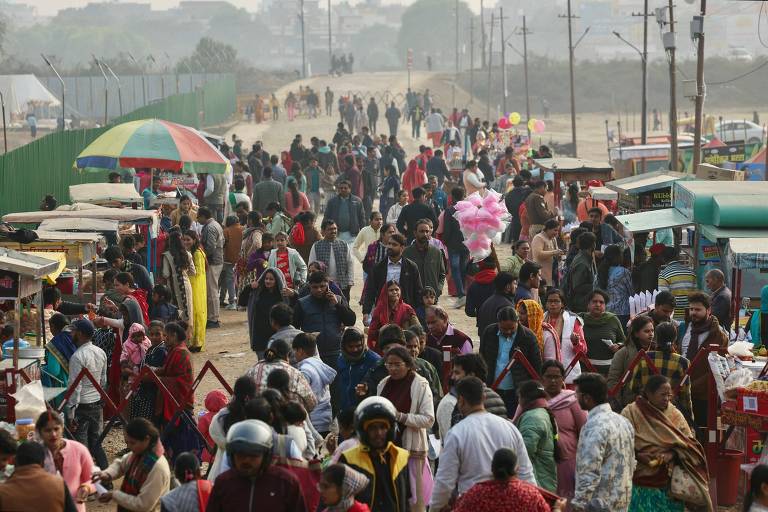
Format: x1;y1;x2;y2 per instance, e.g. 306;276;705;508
622;397;713;511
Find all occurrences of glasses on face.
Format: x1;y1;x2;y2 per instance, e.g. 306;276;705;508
385;362;406;369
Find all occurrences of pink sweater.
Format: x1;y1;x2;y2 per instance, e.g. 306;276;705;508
43;439;94;512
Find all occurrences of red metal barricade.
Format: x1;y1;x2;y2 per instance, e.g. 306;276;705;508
192;360;234;396
490;349;541;391
0;368;33;423
441;345;453;394
607;349;660;398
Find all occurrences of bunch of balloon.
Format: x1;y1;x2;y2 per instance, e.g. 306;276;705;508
508;112;521;125
528;118;546;134
498;116;511;130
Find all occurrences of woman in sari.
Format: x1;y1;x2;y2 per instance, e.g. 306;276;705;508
182;230;207;352
621;375;713;512
516;299;558;356
155;321;198;465
43;313;76;390
160;230;195;324
367;280;419;350
95;418;171;511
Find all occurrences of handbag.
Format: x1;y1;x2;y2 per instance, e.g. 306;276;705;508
668;463;709;506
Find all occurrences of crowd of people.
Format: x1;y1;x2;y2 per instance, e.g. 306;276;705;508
0;89;757;512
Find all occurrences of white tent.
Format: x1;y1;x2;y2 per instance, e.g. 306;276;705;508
0;74;60;122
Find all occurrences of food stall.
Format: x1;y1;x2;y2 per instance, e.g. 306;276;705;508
0;231;103;303
0;248;60;421
533;157;614;209
2;205;159;273
609;141;695;178
606;171;689;213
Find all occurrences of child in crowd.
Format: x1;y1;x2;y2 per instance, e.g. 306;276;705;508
120;323;152;397
416;286;437;329
245;232;275;285
318;464;370;512
159;451;212;512
198;390;228;463
0;428;17;483
131;321;168;424
329;408;359;464
283;401;310;457
149;284;179;323
120;235;144;266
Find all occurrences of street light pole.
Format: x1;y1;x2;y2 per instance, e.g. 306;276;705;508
454;0;459;110
522;15;531;139
41;54;65;131
128;52;146;106
486;12;494;122
613;30;647;169
0;91;7;153
500;7;507;114
480;0;486;69
92;56;108;125
101;59;123;117
560;0;579;157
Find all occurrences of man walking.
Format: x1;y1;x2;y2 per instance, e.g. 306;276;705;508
572;373;635;512
293;271;356;368
252;167;283;214
403;219;446;302
395;187;438;241
66;318;108;471
202;172;228;223
325;87;334;116
385;101;401;137
324;181;366;243
425;109;445;148
367;97;379;134
199;207;225;329
308;220;356;302
363;232;423;318
430;376;536;511
705;268;733;331
524;180;556;239
658;246;698;320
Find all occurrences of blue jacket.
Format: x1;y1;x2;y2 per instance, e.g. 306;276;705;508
335;349;381;414
297;356;337;433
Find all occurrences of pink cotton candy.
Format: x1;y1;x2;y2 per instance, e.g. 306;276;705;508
464;233;492;260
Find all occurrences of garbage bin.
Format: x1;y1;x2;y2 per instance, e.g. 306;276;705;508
716;449;743;506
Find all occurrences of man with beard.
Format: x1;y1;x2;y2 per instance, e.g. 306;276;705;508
335;327;381;414
363;233;423;320
207;420;305;512
680;292;728;438
403;219;445;302
308;220;356;301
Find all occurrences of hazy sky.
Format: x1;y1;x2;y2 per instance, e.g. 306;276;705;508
18;0;489;17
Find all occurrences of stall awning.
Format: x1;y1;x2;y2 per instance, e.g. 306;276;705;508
726;238;768;270
69;184;142;204
588;186;617;201
0;248;61;279
22;251;67;284
533;157;613;173
38;219;119;233
606;171;689;195
699;224;768;241
616;208;693;233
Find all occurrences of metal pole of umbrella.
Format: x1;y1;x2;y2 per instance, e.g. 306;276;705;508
41;54;65;131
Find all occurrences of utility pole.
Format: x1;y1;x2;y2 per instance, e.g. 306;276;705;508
469;19;475;104
522;15;531;139
480;0;486;69
486;12;494;122
102;60;123;117
658;2;679;172
454;0;459;110
560;0;579;157
93;56;108;126
499;7;507;114
328;0;332;72
300;0;307;78
631;1;651;153
41;54;65;131
692;1;707;170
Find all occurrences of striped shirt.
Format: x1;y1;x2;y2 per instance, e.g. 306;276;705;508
657;261;697;318
629;350;692;421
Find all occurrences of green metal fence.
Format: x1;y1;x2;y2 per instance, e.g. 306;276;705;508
0;75;236;216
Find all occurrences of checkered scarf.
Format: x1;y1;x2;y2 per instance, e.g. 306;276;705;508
325;465;369;512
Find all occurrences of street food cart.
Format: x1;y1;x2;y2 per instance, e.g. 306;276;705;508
0;248;59;421
2;205;159;272
0;231;103;303
606;171;689;214
533;157;614;209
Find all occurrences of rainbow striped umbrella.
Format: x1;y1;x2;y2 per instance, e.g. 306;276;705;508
74;119;228;174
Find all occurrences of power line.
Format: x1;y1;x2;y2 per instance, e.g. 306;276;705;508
708;58;768;85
